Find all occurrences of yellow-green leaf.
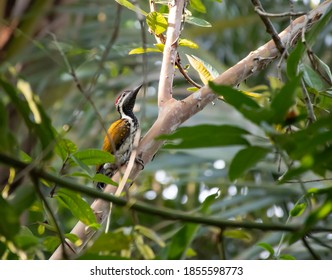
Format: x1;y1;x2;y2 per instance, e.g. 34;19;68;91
115;0;147;16
146;12;168;35
190;0;207;13
155;43;164;52
224;229;252;242
186;54;219;85
135;234;155;259
135;225;165;247
179;38;199;49
65;233;83;246
129;47;162;55
290;203;307;217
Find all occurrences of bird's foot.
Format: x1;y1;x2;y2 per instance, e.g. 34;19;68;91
135;157;145;170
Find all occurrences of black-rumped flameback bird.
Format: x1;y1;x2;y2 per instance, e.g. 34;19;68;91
96;85;143;189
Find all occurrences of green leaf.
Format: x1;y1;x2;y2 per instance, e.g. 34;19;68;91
146;12;168;35
56;189;100;228
300;64;325;91
155;43;165;52
135;225;165;247
209;83;260;109
190;0;206;13
200;192;218;213
135;234;155;259
229;146;270;181
115;0;147;16
71;149;115;166
187;55;219;84
92;173;118;186
0;78;56;159
19;150;32;163
55;138;77;161
14;227;39;250
287;41;305;79
273;115;332;179
210;83;274;126
65;233;82;246
160;124;250;149
8;184;36;215
87;231;132;253
179;38;199;49
185;16;211;27
0;196;20;241
279;254;296;260
129;47;161;55
313;54;332;84
163;191;213;259
224;229;252;242
164;223;198;259
70;155;94;177
290;203;307;217
43;236;61;252
270;75;301;123
0;99;11;152
305;197;332;229
257;242;274;257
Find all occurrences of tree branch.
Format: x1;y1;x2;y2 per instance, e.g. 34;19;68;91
157;0;186;107
1;152;332;234
251;0;286;55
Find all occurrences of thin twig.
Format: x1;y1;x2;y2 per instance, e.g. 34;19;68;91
302;236;321;260
286;177;332;183
255;10;307;18
176;56;203;88
308;234;332;250
31;176;73;259
251;0;285;55
217;228;227;260
307;49;332;86
301;78;317;123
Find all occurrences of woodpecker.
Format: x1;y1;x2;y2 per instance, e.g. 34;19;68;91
96;84;142;189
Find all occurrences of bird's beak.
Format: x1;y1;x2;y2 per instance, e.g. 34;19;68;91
132;84;143;96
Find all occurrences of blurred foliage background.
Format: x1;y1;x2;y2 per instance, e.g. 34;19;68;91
1;0;332;260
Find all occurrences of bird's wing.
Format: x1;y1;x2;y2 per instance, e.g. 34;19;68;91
102;118;130;154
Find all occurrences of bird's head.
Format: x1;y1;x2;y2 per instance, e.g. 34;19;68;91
115;84;142;115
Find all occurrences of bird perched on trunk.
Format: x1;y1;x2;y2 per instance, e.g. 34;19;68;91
96;85;143;189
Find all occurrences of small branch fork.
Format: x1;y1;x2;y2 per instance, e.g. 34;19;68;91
157;0;187;107
150;1;200;91
250;0;286;55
